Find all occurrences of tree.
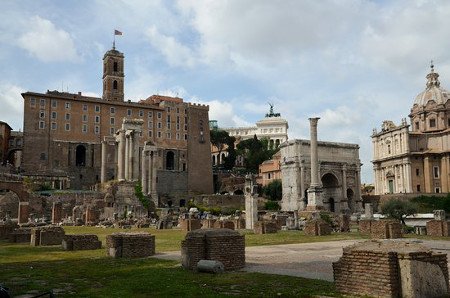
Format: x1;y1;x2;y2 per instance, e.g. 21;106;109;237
380;199;417;225
210;129;235;168
236;135;277;173
262;179;282;201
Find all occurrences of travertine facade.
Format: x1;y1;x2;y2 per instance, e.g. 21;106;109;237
21;45;213;203
372;64;450;195
280;139;362;213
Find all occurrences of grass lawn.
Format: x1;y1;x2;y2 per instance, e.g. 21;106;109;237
2;227;445;297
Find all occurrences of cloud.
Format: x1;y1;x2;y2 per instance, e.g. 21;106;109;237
196;99;251;128
0;83;25;130
146;26;198;68
17;16;79;63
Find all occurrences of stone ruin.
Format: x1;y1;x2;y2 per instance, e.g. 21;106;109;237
333;240;449;298
303;218;332;236
62;234;102;251
181;229;245;271
359;219;402;239
253;221;278;234
180;218;202;232
0;220;17;240
9;227;31;243
30;226;65;246
426;210;449;237
106;232;155;258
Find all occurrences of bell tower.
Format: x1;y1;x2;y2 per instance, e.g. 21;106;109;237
102;46;124;102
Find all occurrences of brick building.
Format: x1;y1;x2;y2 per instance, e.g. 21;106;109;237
21;46;213;204
0;121;12;165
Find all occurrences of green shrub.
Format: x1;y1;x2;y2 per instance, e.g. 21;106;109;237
411;194;450;213
381;199;417;225
264;200;280;211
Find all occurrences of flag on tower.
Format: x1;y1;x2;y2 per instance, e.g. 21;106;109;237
114;30;122;36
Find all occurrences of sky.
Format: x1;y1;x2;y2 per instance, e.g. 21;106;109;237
1;0;450;183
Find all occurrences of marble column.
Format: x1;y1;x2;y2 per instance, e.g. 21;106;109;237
101;140;107;183
117;130;125;181
424;157;431;193
18;201;29;224
124;133;130;180
307;117;323;210
341;165;348;211
299;164;305;210
141;150;148;194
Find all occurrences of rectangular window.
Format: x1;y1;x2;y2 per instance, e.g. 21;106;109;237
110;107;115;114
157;122;162;129
176;123;180;130
51;122;57;130
139;110;144;117
127;109;132;116
95;126;100;134
433;166;440;178
65;102;71;109
157;131;162;138
435;187;441;193
176;133;180;140
415;122;419;130
430;118;436;128
82;124;88;133
51;111;57;119
110;117;115;125
110;127;115;135
148;121;152;128
167;122;171;129
65;123;70;131
95;105;100;113
177;116;180;123
177;108;180;113
39;121;45;129
83;104;88;111
416;168;419;176
40;99;45;107
95;116;100;123
30;98;36;107
148;130;152;137
65;113;70;121
184;134;187;140
167;107;171;113
184;124;188;131
82;114;88;122
417;185;421;192
157;112;162;119
148;111;153;118
39;110;45;119
51;100;57;108
167;132;171;139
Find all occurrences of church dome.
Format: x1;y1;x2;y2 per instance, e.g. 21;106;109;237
413;64;450;107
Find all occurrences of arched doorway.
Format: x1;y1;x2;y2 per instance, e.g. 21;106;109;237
386;171;395;194
321;173;340;212
234;189;244;195
166;151;175;170
76;145;86;167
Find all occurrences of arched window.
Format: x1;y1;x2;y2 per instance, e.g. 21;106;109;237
76;145;86;167
166;151;175;170
275;139;280;147
113;61;118;72
113;80;118;90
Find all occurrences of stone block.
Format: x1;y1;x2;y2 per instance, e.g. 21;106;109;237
253;221;278;234
8;228;31;243
303;219;331;236
106;232;155;258
426;220;450;237
0;222;17;240
180;219;202;232
31;226;65;246
62;234;102;251
181;229;245;271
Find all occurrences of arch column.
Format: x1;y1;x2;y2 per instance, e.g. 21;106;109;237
116;129;125;181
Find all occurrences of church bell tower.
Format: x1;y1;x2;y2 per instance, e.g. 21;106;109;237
102;46;124;102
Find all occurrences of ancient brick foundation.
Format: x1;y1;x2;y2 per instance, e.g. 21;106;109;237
9;228;31;243
106;232;155;258
180;219;202;232
426;220;450;237
181;229;245;271
233;218;246;229
253;221;278;234
303;219;331;236
359;220;402;239
333;240;449;298
338;214;350;232
62;234;102;251
0;222;17;240
30;226;65;246
213;220;235;230
201;219;216;229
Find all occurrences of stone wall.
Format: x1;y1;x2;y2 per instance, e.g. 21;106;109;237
30;226;65;246
180;219;202;232
156;170;188;203
106;232;155;258
181;229;245;271
253;221;278;234
233;218;245;229
201;219;216;229
333;240;449;298
62;234;102;251
0;221;17;240
9;228;31;243
213;220;235;230
303;219;332;236
359;219;402;239
189;195;245;211
426;220;450;237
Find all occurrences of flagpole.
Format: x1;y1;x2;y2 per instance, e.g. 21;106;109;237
113;30;116;49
